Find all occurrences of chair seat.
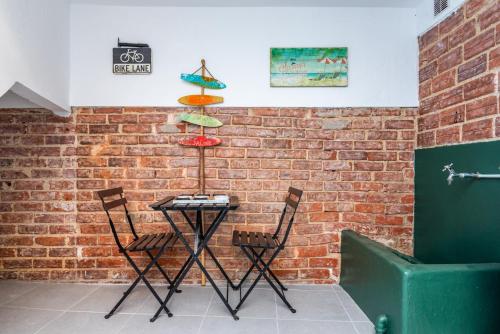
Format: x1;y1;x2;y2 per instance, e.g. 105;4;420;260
232;230;277;249
126;232;177;252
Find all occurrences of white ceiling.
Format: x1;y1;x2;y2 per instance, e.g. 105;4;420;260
70;0;420;8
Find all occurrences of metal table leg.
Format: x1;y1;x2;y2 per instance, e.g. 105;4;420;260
151;208;239;322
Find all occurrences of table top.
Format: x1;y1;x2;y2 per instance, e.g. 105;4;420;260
150;195;239;211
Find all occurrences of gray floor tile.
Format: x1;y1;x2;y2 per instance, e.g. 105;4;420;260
138;286;213;316
238;282;272;290
0;306;63;334
336;288;359;308
199;316;278;334
276;289;350;321
353;322;376;334
208;287;276;318
37;311;130;334
344;304;371;322
0;282;373;333
119;314;202;334
7;283;98;310
71;285;150;314
335;288;371;322
278;319;358;334
0;280;40;305
286;284;335;291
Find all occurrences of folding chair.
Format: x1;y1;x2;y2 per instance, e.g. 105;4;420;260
232;187;303;314
97;187;179;319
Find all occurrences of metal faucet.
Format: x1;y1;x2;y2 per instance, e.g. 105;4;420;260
442;163;456;185
442;163;500;185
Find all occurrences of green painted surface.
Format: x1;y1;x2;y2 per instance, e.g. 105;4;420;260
406;264;500;333
340;230;409;334
341;140;500;333
340;230;500;334
415;140;500;263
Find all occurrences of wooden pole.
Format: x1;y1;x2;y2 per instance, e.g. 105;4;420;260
200;59;206;286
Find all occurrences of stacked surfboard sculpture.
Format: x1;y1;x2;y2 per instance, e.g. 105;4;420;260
178;60;225;147
177;60;226;287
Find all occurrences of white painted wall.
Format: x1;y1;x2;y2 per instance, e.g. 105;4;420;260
70;4;419;107
416;0;466;35
0;0;70;114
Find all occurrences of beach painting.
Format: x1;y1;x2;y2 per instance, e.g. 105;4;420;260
270;48;348;87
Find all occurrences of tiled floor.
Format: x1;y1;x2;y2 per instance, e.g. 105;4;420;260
0;281;374;334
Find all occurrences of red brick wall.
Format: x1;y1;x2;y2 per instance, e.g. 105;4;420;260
0;106;416;283
0;111;77;280
418;0;499;147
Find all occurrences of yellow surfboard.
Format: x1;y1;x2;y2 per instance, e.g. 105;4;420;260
178;95;224;106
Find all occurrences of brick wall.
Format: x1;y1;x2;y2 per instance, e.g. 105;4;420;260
0;106;416;283
0;111;77;280
418;0;499;147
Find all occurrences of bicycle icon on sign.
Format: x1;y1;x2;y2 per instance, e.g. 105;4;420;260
119;49;144;63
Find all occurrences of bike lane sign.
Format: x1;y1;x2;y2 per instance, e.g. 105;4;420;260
113;47;151;74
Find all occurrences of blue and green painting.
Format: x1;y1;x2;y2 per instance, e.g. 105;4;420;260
270;48;348;87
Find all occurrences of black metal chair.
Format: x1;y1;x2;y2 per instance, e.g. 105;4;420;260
232;187;303;314
97;187;179;319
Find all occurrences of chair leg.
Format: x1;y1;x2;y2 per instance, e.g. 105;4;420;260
126;251;173;317
146;250;181;293
248;249;295;313
205;245;238;290
236;246;295;314
234;247;270;311
234;248;266;290
105;275;142;319
105;246;173;319
250;248;288;291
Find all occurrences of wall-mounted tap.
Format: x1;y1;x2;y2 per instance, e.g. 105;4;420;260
442;163;500;185
442;163;456;185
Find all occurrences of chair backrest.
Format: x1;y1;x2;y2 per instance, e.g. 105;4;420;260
97;187;138;250
273;187;303;247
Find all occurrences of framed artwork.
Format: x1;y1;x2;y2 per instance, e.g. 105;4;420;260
270;47;348;87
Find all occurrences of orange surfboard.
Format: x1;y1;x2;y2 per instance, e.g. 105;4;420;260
178;95;224;106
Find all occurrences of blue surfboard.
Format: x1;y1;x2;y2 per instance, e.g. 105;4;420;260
181;73;226;89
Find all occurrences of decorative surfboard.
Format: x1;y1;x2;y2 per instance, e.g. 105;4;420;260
179;135;222;147
179;113;223;128
181;73;227;90
178;94;224;106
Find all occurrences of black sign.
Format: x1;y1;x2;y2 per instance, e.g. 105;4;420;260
113;47;151;74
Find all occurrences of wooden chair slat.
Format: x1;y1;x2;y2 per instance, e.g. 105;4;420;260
167;233;178;247
134;234;157;251
144;233;165;250
288;187;303;198
240;231;249;245
249;232;258;247
285;197;299;209
97;187;123;199
232;230;277;249
256;233;267;248
155;233;177;248
103;197;127;211
264;233;275;248
232;230;239;245
127;235;149;251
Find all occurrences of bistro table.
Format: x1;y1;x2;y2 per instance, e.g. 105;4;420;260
149;195;240;321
